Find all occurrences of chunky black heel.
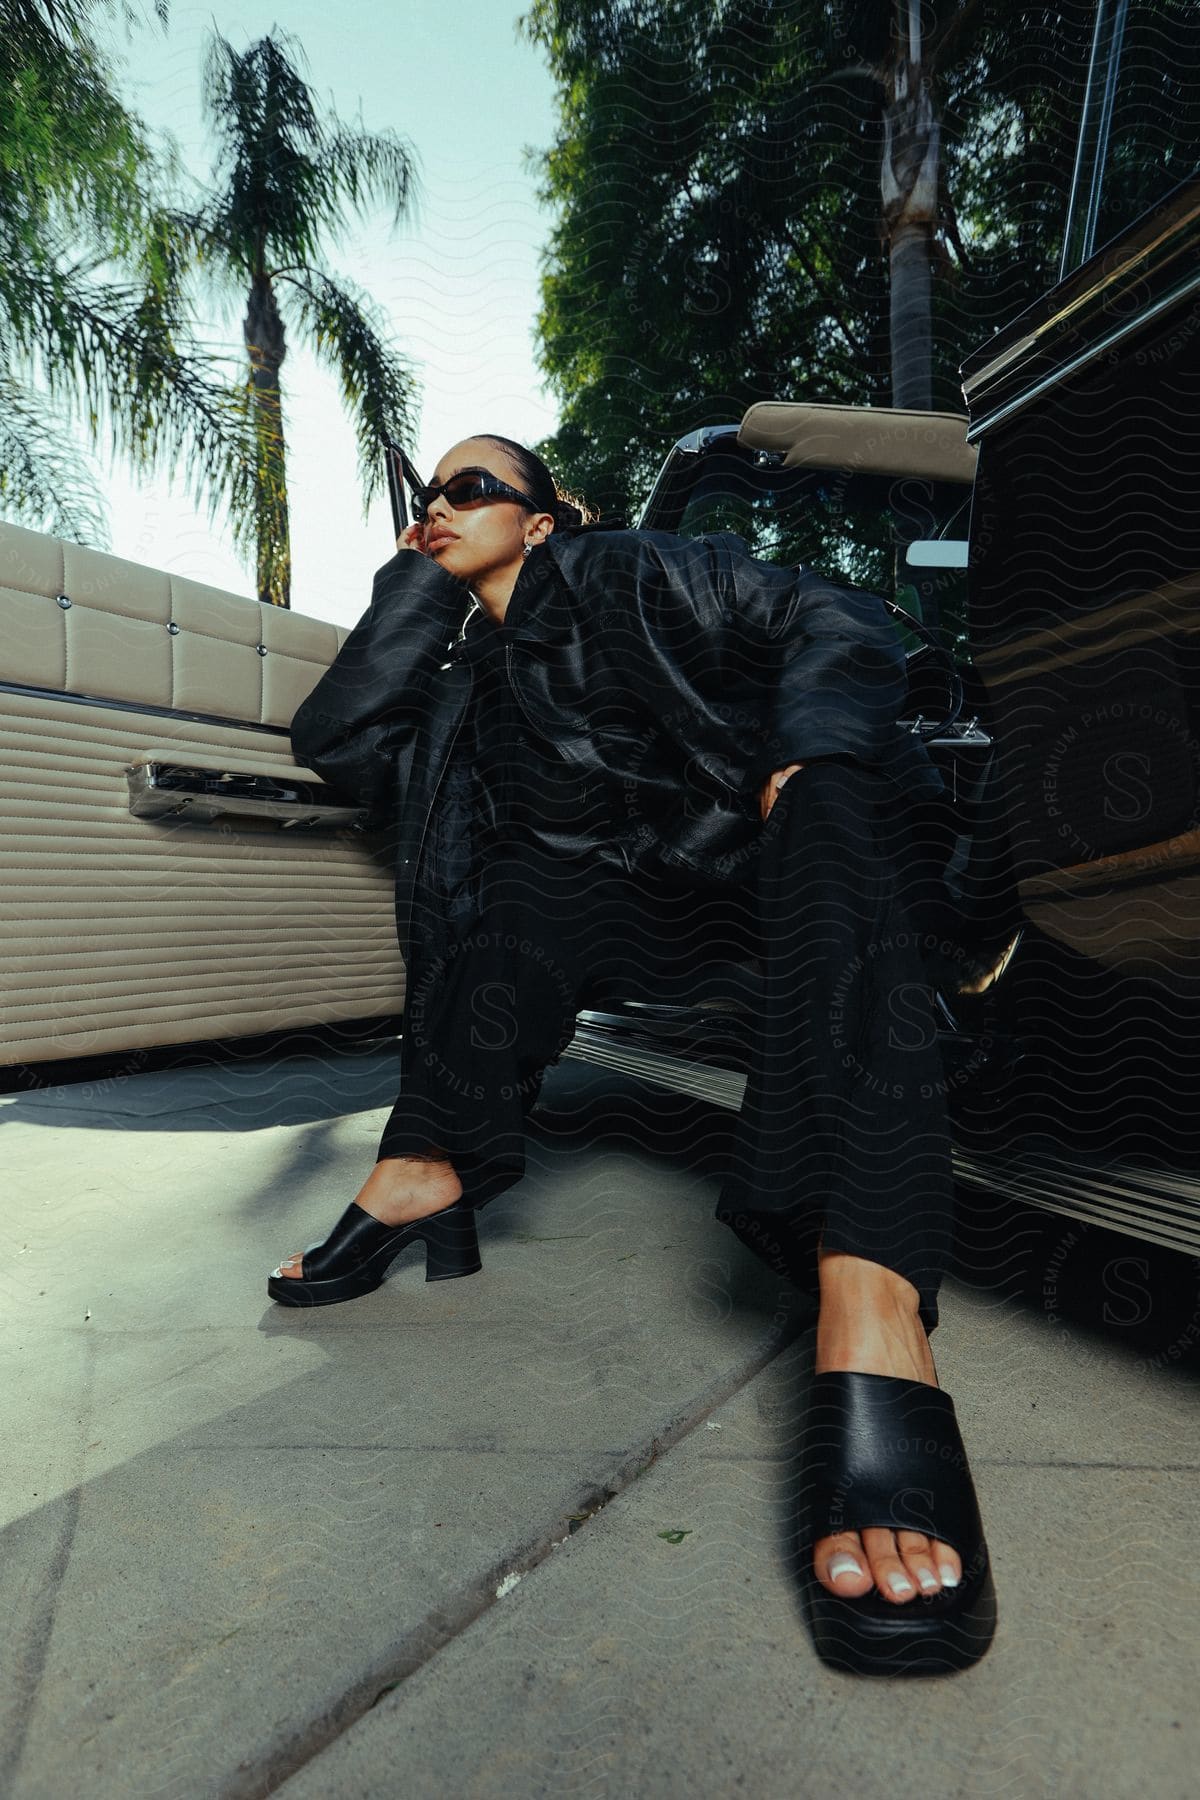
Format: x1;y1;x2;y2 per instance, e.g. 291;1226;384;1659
421;1202;484;1281
798;1370;997;1676
267;1196;482;1308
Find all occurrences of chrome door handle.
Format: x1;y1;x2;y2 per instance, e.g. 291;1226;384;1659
125;760;368;830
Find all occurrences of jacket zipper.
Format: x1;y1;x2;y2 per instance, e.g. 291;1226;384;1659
504;640;580;761
404;660;474;946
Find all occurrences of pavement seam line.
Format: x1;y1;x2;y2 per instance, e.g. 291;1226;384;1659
250;1303;810;1799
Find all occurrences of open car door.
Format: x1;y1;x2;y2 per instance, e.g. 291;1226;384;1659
0;521;404;1069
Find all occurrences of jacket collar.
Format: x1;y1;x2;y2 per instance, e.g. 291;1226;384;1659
445;553;564;662
504;546;571;640
447;519;627;657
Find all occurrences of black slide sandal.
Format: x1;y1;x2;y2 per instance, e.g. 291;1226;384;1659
267;1197;482;1307
798;1370;998;1676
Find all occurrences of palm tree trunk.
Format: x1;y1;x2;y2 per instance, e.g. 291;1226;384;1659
880;9;940;411
244;272;291;607
888;202;934;409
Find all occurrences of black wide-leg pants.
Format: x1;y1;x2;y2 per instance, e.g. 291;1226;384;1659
378;762;954;1335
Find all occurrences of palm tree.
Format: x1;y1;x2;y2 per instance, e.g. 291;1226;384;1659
0;0;253;546
818;0;994;410
878;0;943;410
181;28;422;606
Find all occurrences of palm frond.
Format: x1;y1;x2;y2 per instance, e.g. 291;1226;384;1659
0;29;157;262
196;30;421;269
157;199;246;317
280;268;420;502
200;29;327;268
2;247;255;537
0;373;110;544
310;125;422;236
11;4;174;40
0;4;263;572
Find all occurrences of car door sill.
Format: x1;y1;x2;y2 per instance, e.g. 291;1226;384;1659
558;1020;1200;1257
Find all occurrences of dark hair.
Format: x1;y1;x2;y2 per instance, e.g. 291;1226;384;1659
476;433;596;531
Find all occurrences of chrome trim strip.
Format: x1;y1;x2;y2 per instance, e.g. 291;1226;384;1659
965;260;1200;443
560;1026;748;1109
954;1153;1200;1258
1058;0;1132;278
0;679;289;735
963;178;1200;399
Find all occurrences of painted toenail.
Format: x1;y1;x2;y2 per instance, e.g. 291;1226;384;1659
939;1564;959;1587
887;1571;914;1595
918;1569;939;1591
828;1555;863;1581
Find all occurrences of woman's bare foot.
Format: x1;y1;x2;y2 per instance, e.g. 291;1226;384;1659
274;1154;464;1280
811;1239;963;1604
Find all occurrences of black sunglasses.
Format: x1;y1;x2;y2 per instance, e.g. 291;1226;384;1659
411;468;542;523
382;437;540;526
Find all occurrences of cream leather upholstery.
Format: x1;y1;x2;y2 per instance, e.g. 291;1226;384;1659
0;520;405;1065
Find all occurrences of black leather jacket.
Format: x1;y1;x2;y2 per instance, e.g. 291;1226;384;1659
289;524;944;982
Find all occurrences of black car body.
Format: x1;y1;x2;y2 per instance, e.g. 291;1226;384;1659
567;116;1200;1270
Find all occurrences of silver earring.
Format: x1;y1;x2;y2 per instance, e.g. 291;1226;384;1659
522;542;533;557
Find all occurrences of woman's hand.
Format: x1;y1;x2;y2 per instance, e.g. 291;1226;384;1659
395;522;429;555
759;762;806;822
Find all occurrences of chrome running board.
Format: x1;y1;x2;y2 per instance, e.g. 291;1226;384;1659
952;1151;1200;1258
561;1019;1200;1258
561;1017;749;1110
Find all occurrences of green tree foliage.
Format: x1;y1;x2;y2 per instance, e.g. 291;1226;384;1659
519;0;1097;518
178;30;421;607
0;1;252;545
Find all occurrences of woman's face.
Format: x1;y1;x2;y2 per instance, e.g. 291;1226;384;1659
418;437;552;587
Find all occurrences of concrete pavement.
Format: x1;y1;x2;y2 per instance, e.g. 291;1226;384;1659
2;1042;1198;1798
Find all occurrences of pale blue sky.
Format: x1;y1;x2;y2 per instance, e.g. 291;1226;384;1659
91;1;561;626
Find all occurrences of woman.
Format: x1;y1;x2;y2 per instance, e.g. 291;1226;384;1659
270;434;996;1675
